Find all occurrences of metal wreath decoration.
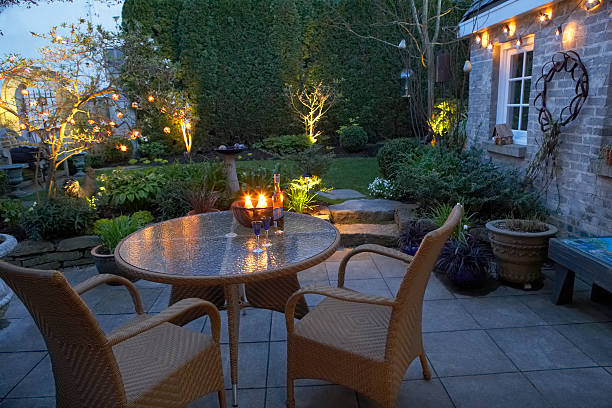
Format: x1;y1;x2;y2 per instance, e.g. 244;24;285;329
533;50;589;133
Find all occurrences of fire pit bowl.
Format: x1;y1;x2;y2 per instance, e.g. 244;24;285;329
231;200;273;228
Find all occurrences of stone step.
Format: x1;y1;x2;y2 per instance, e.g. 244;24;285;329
336;223;400;247
329;199;417;224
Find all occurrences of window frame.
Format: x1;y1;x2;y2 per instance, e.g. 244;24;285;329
496;34;534;146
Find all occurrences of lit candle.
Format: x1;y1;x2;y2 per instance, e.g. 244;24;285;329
244;195;254;209
256;194;267;208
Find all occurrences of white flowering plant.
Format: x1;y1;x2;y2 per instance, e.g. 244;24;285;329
368;177;399;199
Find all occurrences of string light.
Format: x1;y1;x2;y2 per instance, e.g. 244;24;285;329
554;26;563;40
93;126;100;132
160;107;167;113
20;89;28;96
163;126;171;134
109;121;116;127
585;0;601;10
147;95;155;102
69;118;76;124
88;120;95;125
538;12;550;24
130;130;140;140
19;123;26;130
117;144;127;152
116;111;124;119
111;93;120;101
131;102;139;109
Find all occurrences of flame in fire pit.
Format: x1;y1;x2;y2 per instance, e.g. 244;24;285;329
244;195;254;209
256;194;267;208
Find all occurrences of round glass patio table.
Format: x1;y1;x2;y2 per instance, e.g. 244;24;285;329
115;211;340;407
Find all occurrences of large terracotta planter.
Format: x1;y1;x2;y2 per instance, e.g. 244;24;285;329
485;220;558;284
91;245;138;283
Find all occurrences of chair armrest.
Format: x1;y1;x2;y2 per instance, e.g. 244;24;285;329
285;286;395;333
337;244;413;286
74;274;144;315
107;298;222;346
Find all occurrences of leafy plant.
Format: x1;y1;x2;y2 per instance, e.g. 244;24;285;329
429;203;473;242
290;144;334;177
93;211;153;253
138;141;169;159
377;138;420;178
0;199;26;226
254;134;312;155
185;186;219;214
239;165;279;196
338;124;368;152
286;175;325;214
436;235;493;289
98;168;168;210
399;218;437;255
22;197;96;240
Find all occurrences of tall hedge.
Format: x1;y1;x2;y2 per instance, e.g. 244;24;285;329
122;0;416;147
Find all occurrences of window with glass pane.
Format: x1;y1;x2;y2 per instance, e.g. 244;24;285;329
506;50;533;137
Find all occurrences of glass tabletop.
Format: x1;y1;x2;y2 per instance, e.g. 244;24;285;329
116;211;339;282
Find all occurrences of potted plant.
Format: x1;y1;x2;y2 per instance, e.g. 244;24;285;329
91;211;153;281
436;234;493;288
185;186;220;216
485;219;557;286
601;144;612;166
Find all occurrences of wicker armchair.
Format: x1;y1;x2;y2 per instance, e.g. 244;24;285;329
285;204;463;408
0;262;226;408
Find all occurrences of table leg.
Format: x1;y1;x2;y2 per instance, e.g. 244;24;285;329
552;264;574;305
225;284;241;407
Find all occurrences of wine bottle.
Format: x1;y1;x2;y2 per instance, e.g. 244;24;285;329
272;173;284;234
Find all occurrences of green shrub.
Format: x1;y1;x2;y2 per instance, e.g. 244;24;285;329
84;152;106;168
102;141;132;164
138;141;169;159
0;199;25;226
377;138;420;178
93;211;153;253
339;124;368;152
98;168;168;210
392;147;545;220
254;134;312;155
22;197;96;240
286;175;324;214
291;144;334;177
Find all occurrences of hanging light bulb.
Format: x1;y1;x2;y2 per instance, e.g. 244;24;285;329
69;118;76;125
515;36;522;50
163;126;171;134
116;111;124;119
19;123;26;130
20;88;28;96
111;93;120;101
585;0;601;11
501;24;510;37
474;34;482;45
131;102;139;109
554;26;562;40
147;95;155;102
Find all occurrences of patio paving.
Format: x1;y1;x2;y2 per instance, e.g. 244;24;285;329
1;248;611;407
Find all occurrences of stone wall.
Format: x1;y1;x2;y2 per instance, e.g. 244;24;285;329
466;0;612;236
5;235;100;269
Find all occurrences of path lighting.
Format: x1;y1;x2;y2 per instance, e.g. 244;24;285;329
585;0;601;10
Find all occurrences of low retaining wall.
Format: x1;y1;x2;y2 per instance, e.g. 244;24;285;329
5;235;100;269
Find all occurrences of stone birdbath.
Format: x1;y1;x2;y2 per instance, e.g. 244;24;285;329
215;144;246;195
0;234;17;311
0;163;28;197
71;152;87;177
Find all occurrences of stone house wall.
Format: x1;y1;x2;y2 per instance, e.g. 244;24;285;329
466;0;611;236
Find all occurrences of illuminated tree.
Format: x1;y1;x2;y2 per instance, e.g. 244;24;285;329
288;82;336;144
0;22;123;195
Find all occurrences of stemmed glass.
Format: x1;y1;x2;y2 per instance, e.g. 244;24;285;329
251;221;264;253
262;216;272;247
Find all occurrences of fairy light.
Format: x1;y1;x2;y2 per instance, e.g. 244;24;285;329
88;120;95;125
163;126;171;134
117;144;127;152
160;107;167;113
69;118;76;125
131;102;139;109
147;95;155;102
116;111;124;119
112;93;120;101
20;89;28;96
130;130;140;140
19;123;26;130
109;121;116;127
93;126;100;132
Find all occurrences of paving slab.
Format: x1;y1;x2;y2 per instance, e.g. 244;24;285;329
316;189;365;200
336;223;399;247
329;199;412;224
358;379;454;408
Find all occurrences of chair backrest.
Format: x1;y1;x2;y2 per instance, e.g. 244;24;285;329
385;204;463;371
0;262;127;407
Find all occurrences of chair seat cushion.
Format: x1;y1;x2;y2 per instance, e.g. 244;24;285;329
294;295;392;361
112;320;216;406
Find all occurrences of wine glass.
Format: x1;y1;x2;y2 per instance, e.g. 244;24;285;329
262;216;272;247
251;221;264;253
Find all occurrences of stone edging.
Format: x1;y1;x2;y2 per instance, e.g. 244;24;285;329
5;235;100;270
